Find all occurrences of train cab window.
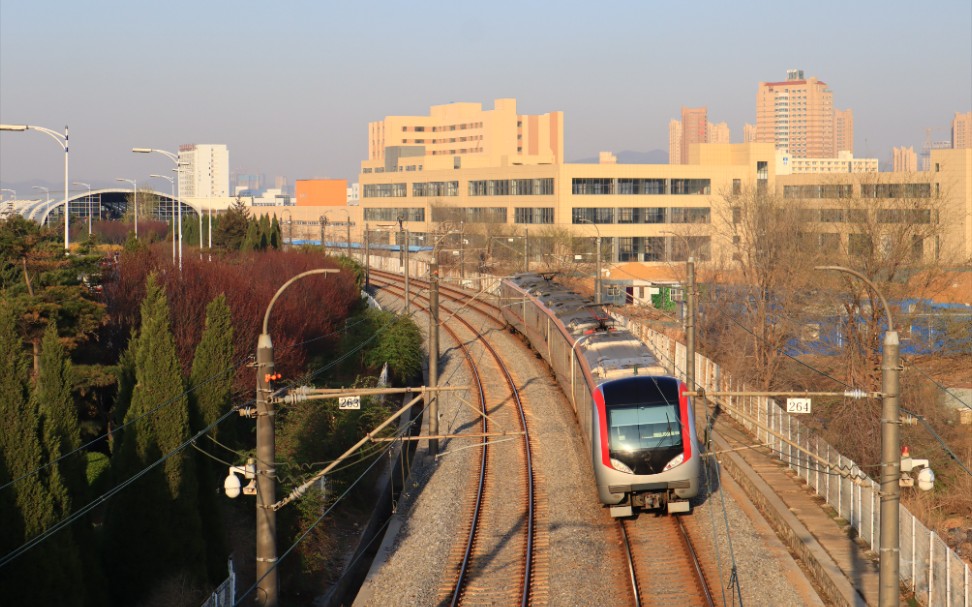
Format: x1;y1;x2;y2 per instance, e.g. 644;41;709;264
608;402;682;452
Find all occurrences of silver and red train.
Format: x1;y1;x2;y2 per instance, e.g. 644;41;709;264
499;273;700;516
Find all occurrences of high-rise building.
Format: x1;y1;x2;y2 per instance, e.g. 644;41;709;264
743;123;757;143
834;109;854;154
893;146;918;172
954;111;972;149
668;119;682;165
669;108;730;164
756;69;835;158
363;98;562;173
179;144;229;198
708;121;730;144
680;107;707;164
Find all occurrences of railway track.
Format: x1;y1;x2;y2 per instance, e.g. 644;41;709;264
620;514;716;607
372;275;542;605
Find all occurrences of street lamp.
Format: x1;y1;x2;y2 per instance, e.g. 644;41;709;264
133;148;182;270
32;185;51;204
150;174;177;265
115;178;138;238
1;124;69;252
577;218;602;304
73;182;93;234
815;265;900;607
252;269;338;607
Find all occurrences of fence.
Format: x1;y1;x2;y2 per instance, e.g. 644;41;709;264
200;557;236;607
616;314;971;607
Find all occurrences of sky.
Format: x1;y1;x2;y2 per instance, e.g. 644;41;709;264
1;0;970;194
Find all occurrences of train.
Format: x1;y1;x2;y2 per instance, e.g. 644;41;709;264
499;273;701;516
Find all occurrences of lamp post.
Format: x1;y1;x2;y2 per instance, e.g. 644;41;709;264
663;230;697;392
253;269;337;607
72;182;93;234
577;218;602;304
2;124;69;252
150;174;177;265
398;216;410;314
115;178;138;238
133;148;181;270
33;185;51;204
816;265;899;607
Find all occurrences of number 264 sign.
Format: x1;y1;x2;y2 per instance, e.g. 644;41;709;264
786;398;811;414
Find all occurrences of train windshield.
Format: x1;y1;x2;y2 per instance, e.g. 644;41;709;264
608;403;682;451
603;377;683;474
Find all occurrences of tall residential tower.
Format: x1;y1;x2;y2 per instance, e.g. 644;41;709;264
756;69;840;158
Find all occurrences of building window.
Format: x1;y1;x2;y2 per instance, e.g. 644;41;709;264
362;183;407;198
514;208;554;224
572;178;614;195
732;179;742;195
413;181;459;197
670;179;711;195
363;207;425;222
670;208;710;224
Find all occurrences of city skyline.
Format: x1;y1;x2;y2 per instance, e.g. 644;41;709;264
1;0;970;191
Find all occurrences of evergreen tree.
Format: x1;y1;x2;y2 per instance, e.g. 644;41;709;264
0;305;81;605
188;294;235;582
189;294;236;436
105;274;205;602
241;218;260;251
258;214;272;250
270;214;282;249
212;197;249;251
35;323;86;514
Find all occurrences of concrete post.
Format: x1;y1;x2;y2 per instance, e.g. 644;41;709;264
686;256;695;393
879;330;901;607
429;258;440;455
255;334;278;606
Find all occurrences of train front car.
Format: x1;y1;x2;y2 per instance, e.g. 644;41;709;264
593;375;700;517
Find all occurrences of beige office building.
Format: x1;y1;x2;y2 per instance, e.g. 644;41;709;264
756;69;836;158
271;99;972;272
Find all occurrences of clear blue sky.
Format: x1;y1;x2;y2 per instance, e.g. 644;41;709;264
2;0;970;192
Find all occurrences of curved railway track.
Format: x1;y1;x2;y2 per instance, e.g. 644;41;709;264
372;274;541;606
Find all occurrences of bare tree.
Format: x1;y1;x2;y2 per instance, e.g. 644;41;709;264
704;186;823;391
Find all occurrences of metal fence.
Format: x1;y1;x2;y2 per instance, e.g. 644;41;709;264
617;315;971;607
200;557;236;607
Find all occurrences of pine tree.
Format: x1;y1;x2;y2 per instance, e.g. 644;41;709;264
270;214;282;249
105;274;206;602
188;294;235;582
189;294;236;436
258;213;272;249
0;305;82;605
212;197;249;251
35;322;86;514
241;218;260;251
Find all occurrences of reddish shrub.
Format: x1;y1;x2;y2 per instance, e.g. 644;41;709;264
104;245;360;400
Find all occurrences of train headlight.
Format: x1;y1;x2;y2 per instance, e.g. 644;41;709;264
663;453;684;471
610;458;634;474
